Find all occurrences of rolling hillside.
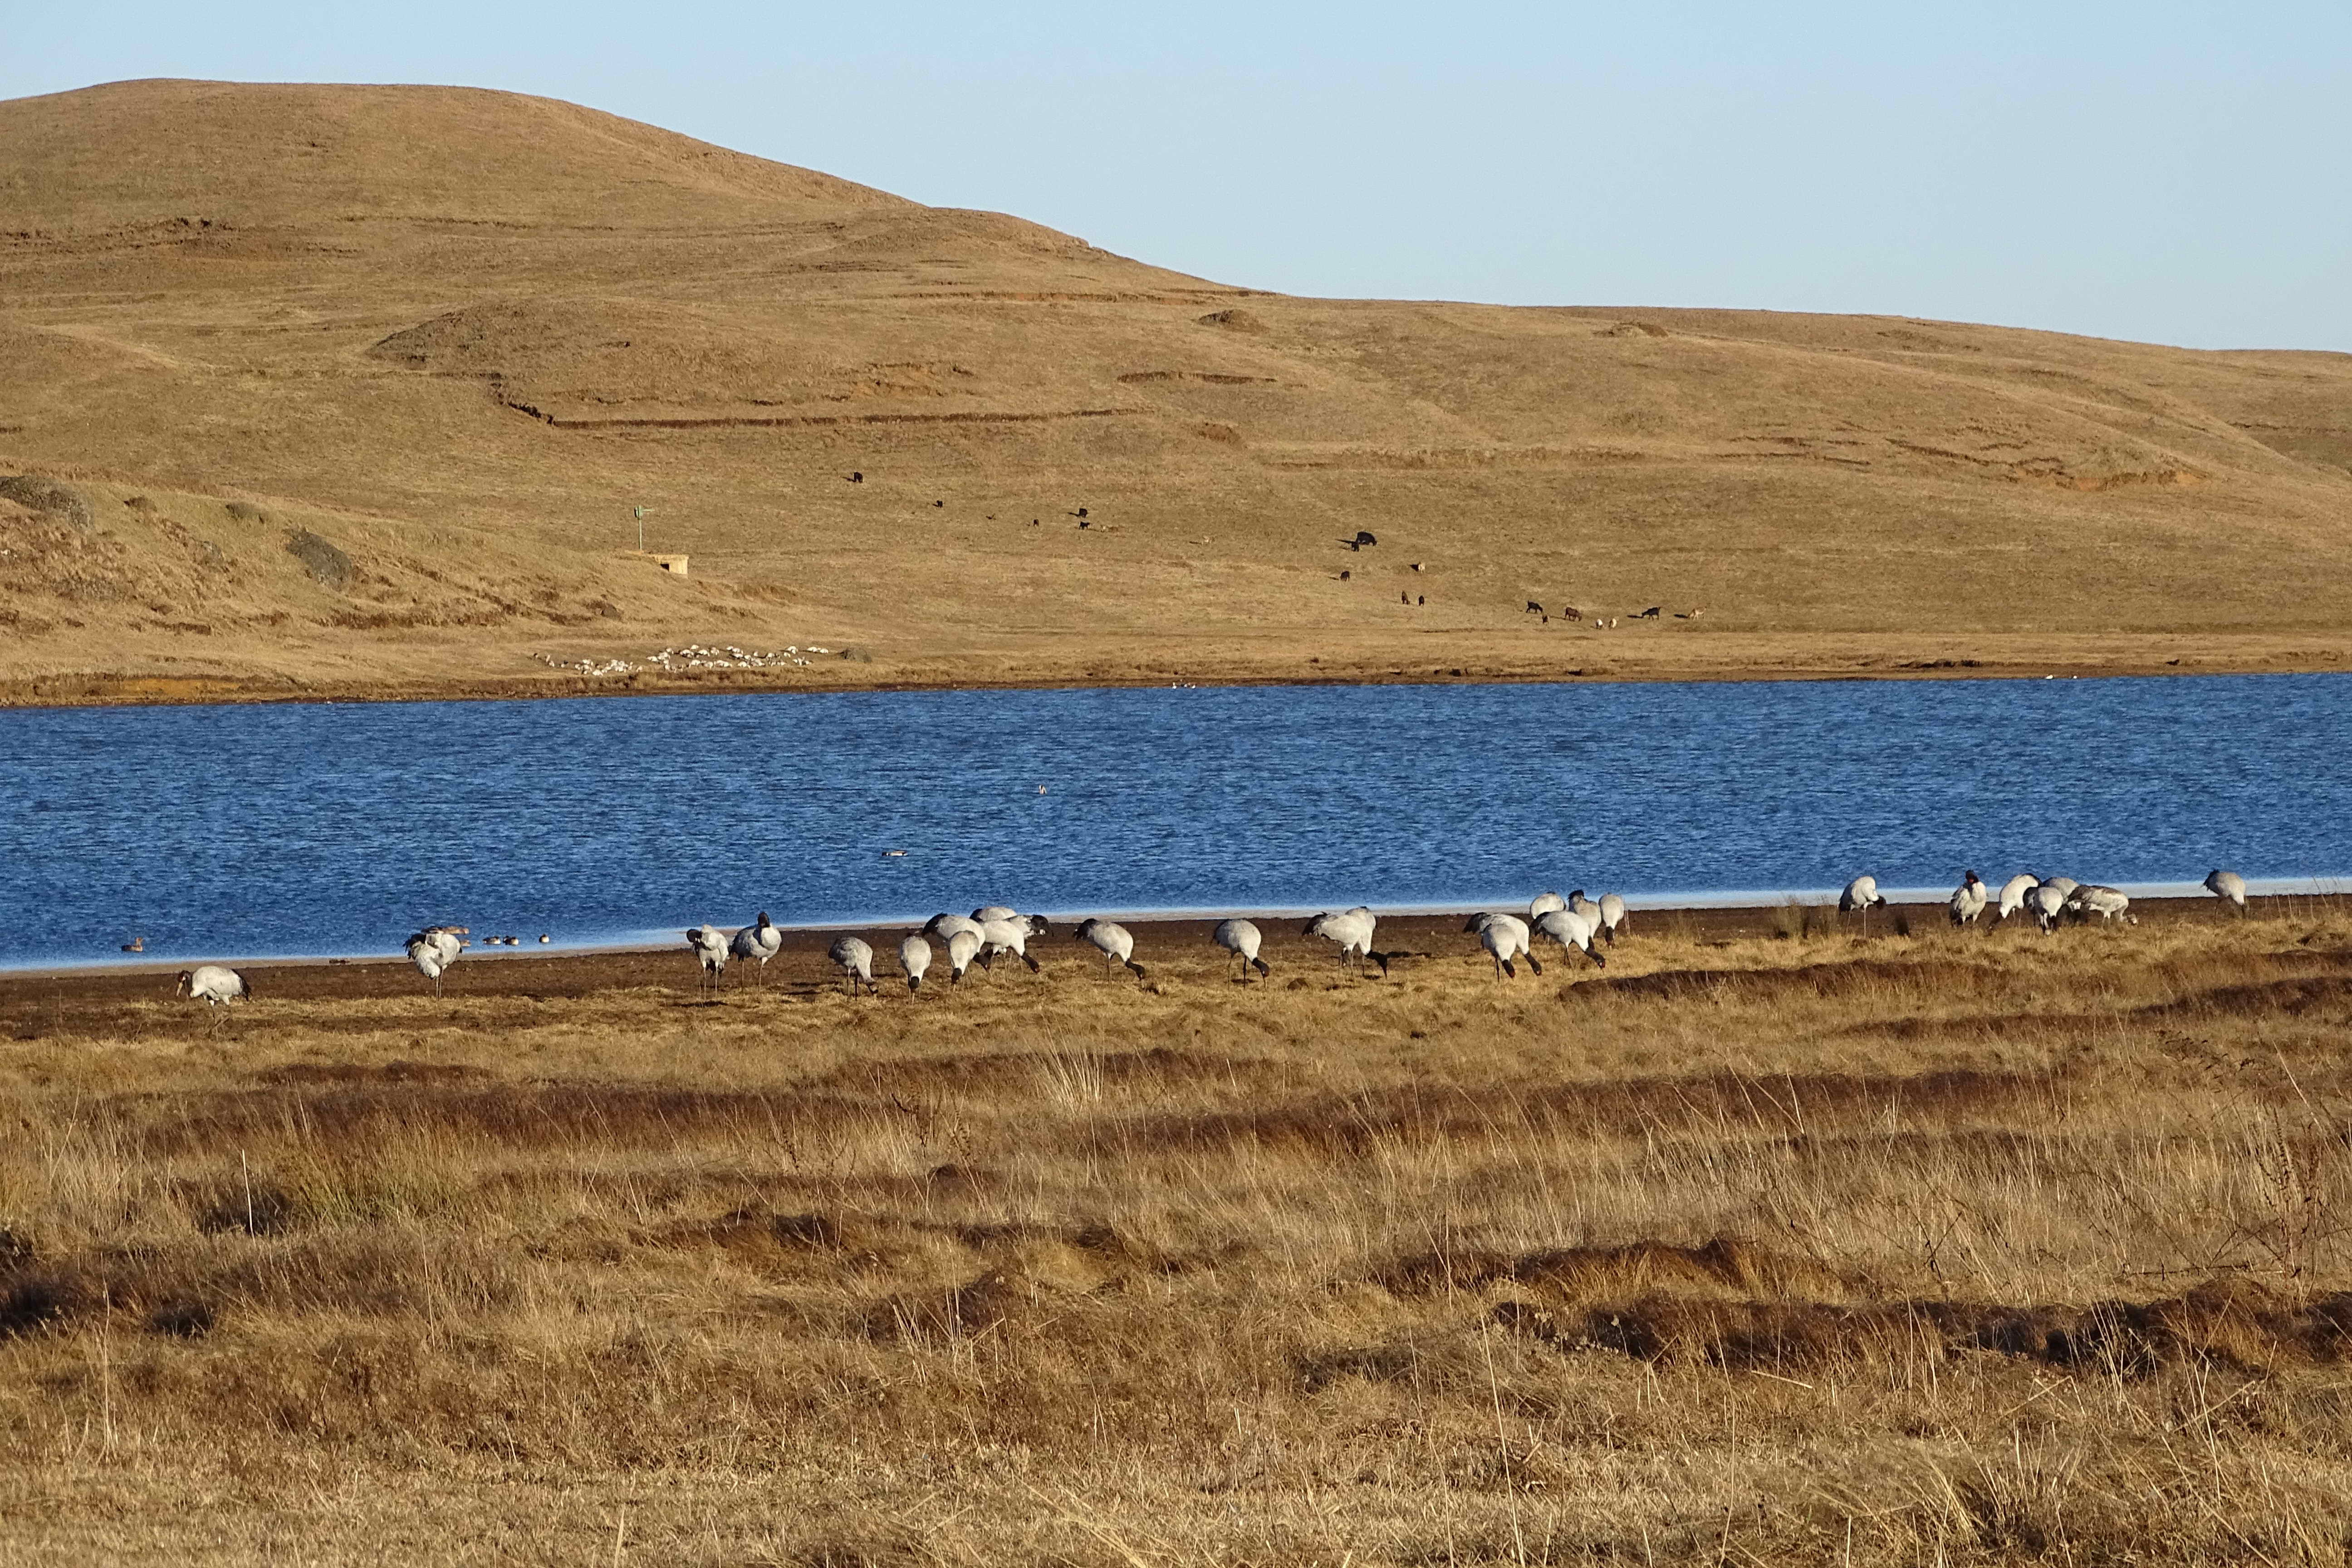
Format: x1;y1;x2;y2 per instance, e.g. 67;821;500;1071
4;78;2351;702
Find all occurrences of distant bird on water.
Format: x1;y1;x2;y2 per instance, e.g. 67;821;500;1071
176;965;250;1006
405;926;466;996
1212;918;1270;982
120;936;145;954
2205;868;2248;915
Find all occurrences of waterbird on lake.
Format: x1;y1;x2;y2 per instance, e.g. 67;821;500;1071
1996;873;2040;922
1303;907;1382;976
899;934;931;991
2205;869;2248;915
828;936;877;994
684;924;729;993
1533;907;1607;968
405;927;465;996
1467;912;1539;979
1073;918;1148;981
1212;918;1270;982
120;936;144;954
176;965;250;1005
730;912;782;983
1949;871;1988;926
2064;885;2137;926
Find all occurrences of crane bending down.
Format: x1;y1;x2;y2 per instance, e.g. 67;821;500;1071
1949;871;1988;926
405;926;465;996
1303;907;1382;976
730;912;783;983
1839;876;1887;936
176;965;251;1005
1533;907;1607;968
977;916;1045;974
2024;883;2068;933
1074;918;1148;981
685;925;728;994
945;927;983;983
828;936;877;995
1996;874;2040;922
899;934;932;991
1466;912;1540;978
2205;869;2248;916
1212;918;1270;982
2064;885;2137;926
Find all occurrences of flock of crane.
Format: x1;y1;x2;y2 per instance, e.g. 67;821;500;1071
165;870;2254;1007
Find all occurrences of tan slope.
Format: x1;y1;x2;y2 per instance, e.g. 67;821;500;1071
4;78;2351;705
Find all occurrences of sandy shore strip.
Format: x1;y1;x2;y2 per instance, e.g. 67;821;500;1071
7;892;2337;1008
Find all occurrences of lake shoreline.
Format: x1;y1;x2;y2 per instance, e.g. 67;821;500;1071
7;635;2351;711
9;894;2330;997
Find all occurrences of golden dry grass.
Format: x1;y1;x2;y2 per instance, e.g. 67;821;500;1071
5;904;2352;1563
5;78;2352;705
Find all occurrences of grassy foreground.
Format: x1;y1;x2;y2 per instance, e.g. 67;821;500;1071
4;907;2352;1563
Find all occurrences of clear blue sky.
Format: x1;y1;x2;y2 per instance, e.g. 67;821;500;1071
8;1;2348;350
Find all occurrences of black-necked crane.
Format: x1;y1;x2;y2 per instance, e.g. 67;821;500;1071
945;927;983;983
405;926;465;996
977;916;1044;974
1529;891;1567;921
1074;918;1147;982
898;934;931;991
1212;918;1270;982
1949;870;1988;926
2025;883;2068;932
1303;907;1381;976
2042;877;2080;897
1839;875;1887;935
685;924;729;994
1533;907;1607;968
730;911;782;984
176;965;251;1005
1466;911;1540;978
1996;873;2040;922
2064;885;2137;926
924;912;985;944
1597;893;1628;944
828;936;877;995
2205;869;2248;916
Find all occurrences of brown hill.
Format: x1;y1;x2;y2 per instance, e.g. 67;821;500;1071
5;77;2351;703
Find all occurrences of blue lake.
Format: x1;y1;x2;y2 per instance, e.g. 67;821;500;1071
1;674;2346;968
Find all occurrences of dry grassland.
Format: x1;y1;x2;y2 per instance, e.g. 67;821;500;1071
6;79;2352;704
5;904;2352;1563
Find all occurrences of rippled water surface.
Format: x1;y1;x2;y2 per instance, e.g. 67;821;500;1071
2;674;2346;967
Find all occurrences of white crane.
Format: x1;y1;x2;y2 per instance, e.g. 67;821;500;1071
405;926;466;996
944;926;983;984
2024;883;2068;932
176;965;251;1005
1528;891;1567;921
1839;876;1887;935
1597;893;1628;944
685;924;729;993
1212;918;1270;982
899;933;932;991
2205;869;2248;916
2064;885;2137;926
730;911;782;983
1532;907;1608;968
1466;912;1540;978
2042;876;2080;897
1303;907;1381;976
1073;918;1148;981
1948;870;1988;926
923;912;985;944
1995;873;2040;922
977;915;1044;974
828;935;877;994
